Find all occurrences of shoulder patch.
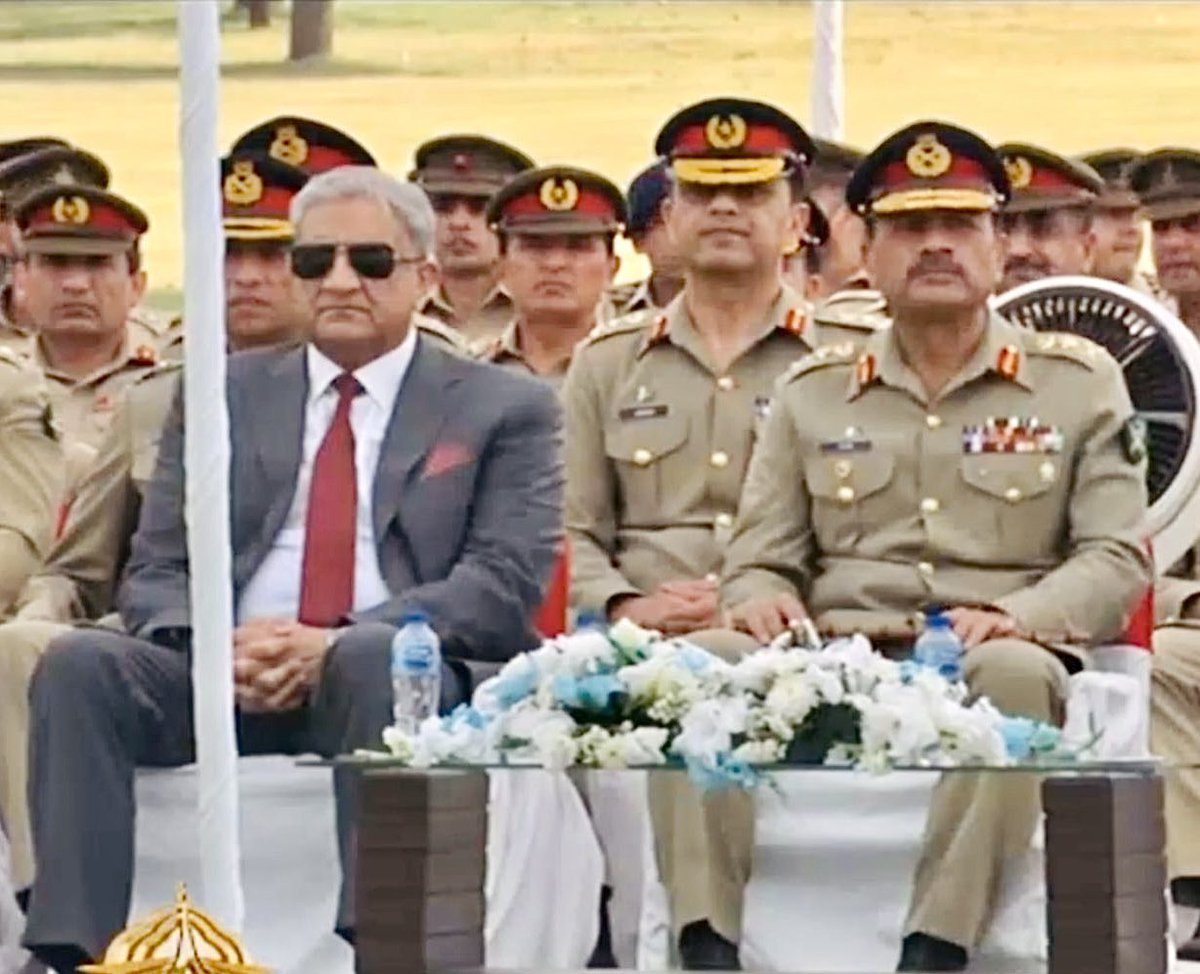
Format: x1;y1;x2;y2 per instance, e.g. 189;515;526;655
132;360;183;386
582;309;653;346
0;344;28;370
781;342;858;384
1025;331;1106;370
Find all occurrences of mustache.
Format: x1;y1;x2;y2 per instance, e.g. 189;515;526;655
908;254;965;278
1004;255;1051;273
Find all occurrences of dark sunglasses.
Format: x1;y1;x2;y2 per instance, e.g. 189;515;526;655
290;243;422;280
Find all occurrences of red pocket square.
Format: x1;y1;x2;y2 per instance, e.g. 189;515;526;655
423;441;473;478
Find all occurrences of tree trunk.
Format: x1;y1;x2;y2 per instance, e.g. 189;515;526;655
247;0;270;28
289;0;333;61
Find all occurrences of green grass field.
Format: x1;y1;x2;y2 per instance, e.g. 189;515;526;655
0;0;1195;305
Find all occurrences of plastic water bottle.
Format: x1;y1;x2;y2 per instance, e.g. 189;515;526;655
391;610;442;734
912;610;964;682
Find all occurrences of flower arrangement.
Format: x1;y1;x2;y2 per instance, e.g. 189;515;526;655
379;620;1076;790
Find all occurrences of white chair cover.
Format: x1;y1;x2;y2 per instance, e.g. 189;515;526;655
0;830;27;974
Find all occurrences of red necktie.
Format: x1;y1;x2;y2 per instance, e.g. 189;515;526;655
298;373;363;627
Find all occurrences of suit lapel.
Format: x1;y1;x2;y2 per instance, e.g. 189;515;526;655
372;337;461;542
251;347;307;544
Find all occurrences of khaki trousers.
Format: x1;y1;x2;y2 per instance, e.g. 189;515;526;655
0;620;71;892
649;632;1068;948
1151;625;1200;881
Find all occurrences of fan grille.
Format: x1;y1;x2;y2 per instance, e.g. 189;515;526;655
997;286;1193;504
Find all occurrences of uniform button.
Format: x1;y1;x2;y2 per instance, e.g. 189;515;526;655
834;459;853;480
926;415;943;430
716;376;735;391
705;572;720;584
917;561;935;577
710;450;729;469
715;512;734;528
1039;461;1056;483
1004;486;1023;502
633;448;652;466
920;497;940;514
836;485;855;503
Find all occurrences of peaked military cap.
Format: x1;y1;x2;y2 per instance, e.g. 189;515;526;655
996;143;1104;213
229;116;375;175
0;146;109;218
625;160;670;236
1131;148;1200;222
655;97;813;185
221;151;308;241
846;120;1009;216
809;137;865;191
487;165;626;235
1078;148;1142;210
409;134;534;197
0;137;69;167
17;183;147;255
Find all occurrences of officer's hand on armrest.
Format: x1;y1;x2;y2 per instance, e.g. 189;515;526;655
945;607;1018;649
725;593;810;645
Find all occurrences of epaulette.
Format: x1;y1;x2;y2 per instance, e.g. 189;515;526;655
780;341;858;384
131;359;183;385
814;290;891;330
414;315;468;352
1025;331;1105;369
582;309;653;346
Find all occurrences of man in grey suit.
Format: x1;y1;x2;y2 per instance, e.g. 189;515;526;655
20;166;564;972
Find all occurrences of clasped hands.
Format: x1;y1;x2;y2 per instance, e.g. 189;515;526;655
232;618;332;713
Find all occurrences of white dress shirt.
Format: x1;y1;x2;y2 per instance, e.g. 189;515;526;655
237;331;417;623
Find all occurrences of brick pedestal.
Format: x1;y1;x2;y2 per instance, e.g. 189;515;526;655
355;770;488;974
1043;774;1168;974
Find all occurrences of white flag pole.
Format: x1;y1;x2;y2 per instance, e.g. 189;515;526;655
177;0;242;929
811;0;846;140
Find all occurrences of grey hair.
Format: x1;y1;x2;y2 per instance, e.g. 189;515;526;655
290;166;436;259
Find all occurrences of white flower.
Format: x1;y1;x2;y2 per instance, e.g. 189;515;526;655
609;617;657;655
672;696;750;764
381;725;415;762
763;673;819;724
733;738;785;764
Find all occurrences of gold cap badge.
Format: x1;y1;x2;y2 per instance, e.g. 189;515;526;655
539;176;579;211
1004;155;1033;190
79;884;269;974
705;113;748;151
269;124;308;167
51;195;89;225
905;134;952;179
223;160;264;206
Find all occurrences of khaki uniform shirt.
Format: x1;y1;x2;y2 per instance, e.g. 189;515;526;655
471;318;598;392
15;363;179;623
420;284;513;344
721;313;1152;646
564;285;884;612
816;287;891;328
0;347;65;615
129;305;184;360
413;312;469;355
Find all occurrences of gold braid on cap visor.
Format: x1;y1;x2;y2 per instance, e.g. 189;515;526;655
671;156;787;185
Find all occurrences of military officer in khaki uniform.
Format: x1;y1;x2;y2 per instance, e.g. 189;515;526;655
408;134;535;342
0;147;318;898
995;142;1104;292
1134;149;1200;333
804;137;871;296
475;165;625;388
1126;151;1200;959
1078;148;1168;302
0;144;111;354
608;161;684;317
564;97;880;968
11;183;173;496
699;122;1151;972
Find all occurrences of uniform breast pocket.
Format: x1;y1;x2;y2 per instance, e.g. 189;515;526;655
604;414;689;520
804;451;896;549
958;454;1064;551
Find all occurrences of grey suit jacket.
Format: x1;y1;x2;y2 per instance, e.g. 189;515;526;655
117;337;564;674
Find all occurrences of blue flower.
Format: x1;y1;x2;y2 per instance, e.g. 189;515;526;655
1029;722;1062;753
683;753;760;792
447;704;488;730
676;641;719;674
552;673;625;713
897;660;920;684
491;661;539;709
1000;717;1037;760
